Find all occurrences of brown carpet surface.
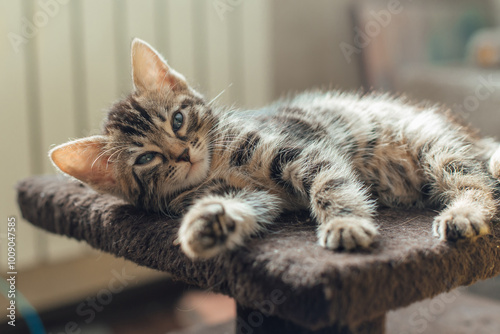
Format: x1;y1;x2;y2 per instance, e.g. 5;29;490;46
16;175;500;330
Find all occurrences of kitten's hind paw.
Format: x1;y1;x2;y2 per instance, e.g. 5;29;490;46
433;206;491;241
318;217;378;251
177;199;258;259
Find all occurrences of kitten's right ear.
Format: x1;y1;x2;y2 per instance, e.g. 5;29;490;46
131;38;188;93
49;136;117;193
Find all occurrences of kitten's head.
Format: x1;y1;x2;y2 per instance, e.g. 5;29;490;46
50;39;215;211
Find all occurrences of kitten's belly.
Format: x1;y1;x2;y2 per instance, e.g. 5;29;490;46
353;142;426;207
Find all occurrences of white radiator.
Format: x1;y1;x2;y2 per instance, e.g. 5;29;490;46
0;0;272;270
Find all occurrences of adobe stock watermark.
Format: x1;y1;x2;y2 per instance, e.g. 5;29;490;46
453;74;500;118
8;0;70;54
340;0;411;64
400;289;467;334
48;267;135;334
236;289;287;334
213;0;244;21
6;217;17;327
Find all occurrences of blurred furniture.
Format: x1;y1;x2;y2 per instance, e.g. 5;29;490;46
17;175;500;333
353;0;496;90
352;0;500;140
394;65;500;138
467;28;500;67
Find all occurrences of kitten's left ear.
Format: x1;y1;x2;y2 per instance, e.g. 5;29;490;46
131;38;188;93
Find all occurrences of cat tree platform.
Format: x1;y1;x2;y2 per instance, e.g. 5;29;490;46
17;175;500;334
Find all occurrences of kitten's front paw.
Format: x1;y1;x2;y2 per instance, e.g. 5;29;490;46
318;217;378;251
433;206;491;241
177;200;257;259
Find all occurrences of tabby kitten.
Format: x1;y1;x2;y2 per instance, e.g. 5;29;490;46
50;38;500;259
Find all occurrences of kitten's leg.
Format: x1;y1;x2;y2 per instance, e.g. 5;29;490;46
284;153;378;250
310;167;378;250
177;189;282;259
422;147;496;241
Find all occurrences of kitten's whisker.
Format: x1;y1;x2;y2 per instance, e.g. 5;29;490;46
91;146;128;169
106;147;128;164
208;84;232;106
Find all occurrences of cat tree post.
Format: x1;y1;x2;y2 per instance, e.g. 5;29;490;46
16;175;500;334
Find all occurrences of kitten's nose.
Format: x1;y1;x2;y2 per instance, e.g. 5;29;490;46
176;148;190;163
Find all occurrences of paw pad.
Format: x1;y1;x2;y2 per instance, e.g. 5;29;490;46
433;207;490;241
318;217;378;251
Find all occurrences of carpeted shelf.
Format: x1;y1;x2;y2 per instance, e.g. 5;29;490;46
16;175;500;333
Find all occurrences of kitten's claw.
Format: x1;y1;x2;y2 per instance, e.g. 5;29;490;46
433;206;490;241
318;217;378;251
178;200;256;259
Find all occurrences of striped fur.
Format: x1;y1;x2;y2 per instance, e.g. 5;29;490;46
50;39;500;259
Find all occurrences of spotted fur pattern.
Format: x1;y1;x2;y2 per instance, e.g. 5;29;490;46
50;39;500;259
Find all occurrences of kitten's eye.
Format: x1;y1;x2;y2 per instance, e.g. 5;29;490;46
135;152;157;165
172;112;184;131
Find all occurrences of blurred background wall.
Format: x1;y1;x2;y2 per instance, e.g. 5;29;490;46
1;0;500;331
